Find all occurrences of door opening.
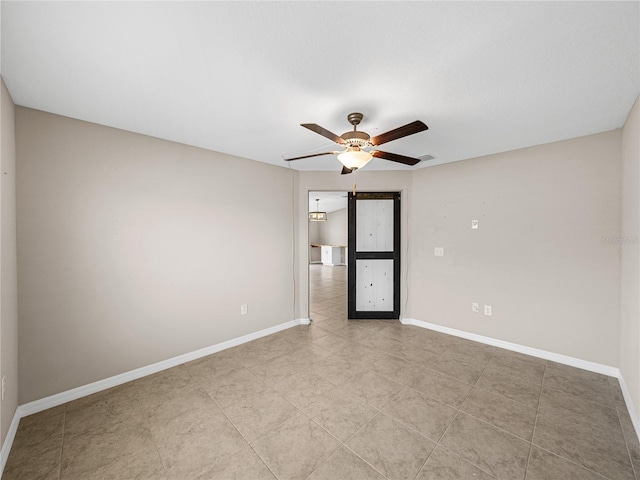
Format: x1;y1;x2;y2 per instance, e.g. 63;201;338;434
348;192;401;319
308;191;348;322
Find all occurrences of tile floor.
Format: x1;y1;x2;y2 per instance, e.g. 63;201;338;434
4;264;639;479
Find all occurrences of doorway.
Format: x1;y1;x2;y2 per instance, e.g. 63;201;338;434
308;191;348;322
348;192;401;319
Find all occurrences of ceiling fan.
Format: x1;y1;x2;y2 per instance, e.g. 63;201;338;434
284;112;428;175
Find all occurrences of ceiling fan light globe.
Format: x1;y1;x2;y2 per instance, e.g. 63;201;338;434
337;150;373;170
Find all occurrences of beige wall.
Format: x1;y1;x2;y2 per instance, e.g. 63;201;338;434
0;79;18;445
11;104;635;405
16;108;295;403
308;219;321;246
409;131;622;366
308;217;321;263
620;96;640;413
321;208;348;246
294;171;412;319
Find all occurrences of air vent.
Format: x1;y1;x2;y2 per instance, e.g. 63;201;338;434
419;154;435;162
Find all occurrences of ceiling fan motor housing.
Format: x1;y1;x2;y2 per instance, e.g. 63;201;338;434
341;130;371;149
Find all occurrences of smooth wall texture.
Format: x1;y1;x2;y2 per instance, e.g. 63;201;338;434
17;108;295;403
320;208;348;246
409;131;622;366
620;96;640;414
0;78;18;445
308;218;321;263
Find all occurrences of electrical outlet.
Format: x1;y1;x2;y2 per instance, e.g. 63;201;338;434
472;219;479;229
240;304;248;315
1;376;6;401
472;302;479;313
484;305;492;316
434;247;444;257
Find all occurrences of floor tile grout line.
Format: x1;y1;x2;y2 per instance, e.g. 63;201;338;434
535;366;631;445
305;275;395;480
434;408;533;480
532;364;621;480
276;409;344;480
56;405;67;480
198;375;281;480
529;438;626;480
453;409;537;445
427;443;500;480
534;404;629;447
340;443;393;480
238;366;366;479
540;381;624;413
310;389;384;448
471;380;541;411
531;445;613;480
523;362;545;480
406;400;458;480
130;382;173;480
624;439;639;480
377;387;463;447
428;407;495;477
299;445;350;480
411;448;435;480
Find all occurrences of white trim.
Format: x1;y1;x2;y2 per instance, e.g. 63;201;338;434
0;318;303;477
3;316;636;479
18;319;299;418
0;410;20;476
401;317;640;448
617;374;640;442
401;318;619;377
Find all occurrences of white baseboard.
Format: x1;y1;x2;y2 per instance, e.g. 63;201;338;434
0;411;20;477
0;318;301;477
18;319;299;418
401;316;640;442
401;318;619;377
3;315;637;478
616;374;640;442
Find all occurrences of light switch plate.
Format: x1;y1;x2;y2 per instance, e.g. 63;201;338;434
472;220;479;229
472;303;479;313
484;305;492;316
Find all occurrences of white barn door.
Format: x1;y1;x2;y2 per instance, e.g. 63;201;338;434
348;192;400;319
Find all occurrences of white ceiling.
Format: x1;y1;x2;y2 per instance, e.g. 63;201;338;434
2;2;638;172
309;191;348;214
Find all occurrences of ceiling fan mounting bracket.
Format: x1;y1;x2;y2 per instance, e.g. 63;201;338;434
347;112;364;127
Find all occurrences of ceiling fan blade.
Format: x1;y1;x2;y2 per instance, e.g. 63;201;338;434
284;151;341;161
370;120;428;146
341;166;353;175
301;124;346;145
371;150;421;166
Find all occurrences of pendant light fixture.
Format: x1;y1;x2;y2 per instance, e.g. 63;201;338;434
309;198;327;222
